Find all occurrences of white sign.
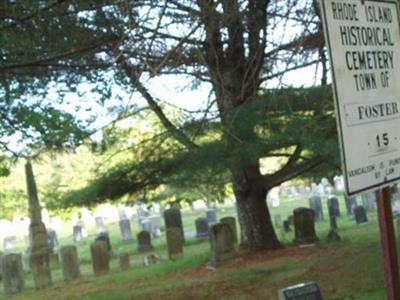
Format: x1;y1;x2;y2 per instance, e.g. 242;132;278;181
320;0;400;195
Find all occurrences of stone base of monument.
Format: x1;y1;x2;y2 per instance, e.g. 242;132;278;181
29;251;52;289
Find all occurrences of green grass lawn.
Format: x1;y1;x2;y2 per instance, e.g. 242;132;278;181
0;194;394;299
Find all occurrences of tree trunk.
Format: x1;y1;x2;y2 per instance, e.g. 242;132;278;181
232;164;281;250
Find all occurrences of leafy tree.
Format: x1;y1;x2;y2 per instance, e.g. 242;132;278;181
1;1;337;249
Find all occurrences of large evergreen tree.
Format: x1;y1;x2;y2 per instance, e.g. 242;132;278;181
0;0;338;249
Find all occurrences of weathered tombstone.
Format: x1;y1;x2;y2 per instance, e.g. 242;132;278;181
73;225;83;242
47;229;59;250
345;195;357;215
3;236;17;250
209;223;235;268
163;208;184;241
195;217;209;239
137;231;153;252
283;220;291;233
140;219;153;235
119;219;132;241
143;254;160;266
309;195;324;221
220;217;238;246
327;196;341;218
2;253;24;295
95;232;112;253
278;282;323;300
90;240;110;276
327;216;341;241
354;206;368;224
95;216;107;233
119;252;130;271
206;208;217;225
149;216;162;237
274;215;283;228
293;208;318;245
166;227;183;260
59;245;80;281
362;192;377;211
29;251;52;289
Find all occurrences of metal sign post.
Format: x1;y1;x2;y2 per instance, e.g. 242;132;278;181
377;187;400;299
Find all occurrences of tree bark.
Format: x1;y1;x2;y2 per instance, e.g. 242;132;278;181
232;164;281;250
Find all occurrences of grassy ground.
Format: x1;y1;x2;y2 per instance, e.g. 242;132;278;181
0;194;393;299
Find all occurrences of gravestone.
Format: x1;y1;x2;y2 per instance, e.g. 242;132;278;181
220;217;238;246
73;225;83;242
293;208;318;245
95;216;107;233
274;215;283;228
119;219;132;241
119;252;130;271
327;216;341;241
206;208;217;225
209;223;235;268
345;195;357;215
3;236;17;250
90;240;110;276
95;232;112;253
283;220;291;233
2;253;24;295
309;195;324;222
327;196;341;218
164;208;184;241
195;217;209;239
166;227;183;260
137;231;153;252
29;251;52;289
60;245;80;281
362;192;377;211
354;206;368;224
278;282;323;300
47;229;59;250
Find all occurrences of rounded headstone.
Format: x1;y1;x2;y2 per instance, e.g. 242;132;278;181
195;218;209;239
209;223;235;268
95;232;112;253
220;217;238;245
293;208;319;245
308;195;324;221
2;253;24;295
166;227;183;261
119;219;132;241
60;245;80;281
90;240;110;276
137;231;153;252
163;209;184;241
354;206;368;224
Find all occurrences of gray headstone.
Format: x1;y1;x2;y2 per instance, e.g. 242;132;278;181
119;252;130;271
60;245;80;281
73;225;83;242
195;217;209;239
95;216;107;233
29;251;52;289
164;209;184;241
283;220;291;233
345;195;357;215
2;253;24;295
3;236;17;250
166;227;183;261
209;223;235;268
95;232;112;253
119;219;132;241
206;209;217;225
274;215;283;228
328;196;341;218
309;195;324;221
293;208;319;245
90;240;110;276
47;229;59;250
278;282;323;300
137;231;153;252
354;206;368;224
362;192;377;211
220;217;238;246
